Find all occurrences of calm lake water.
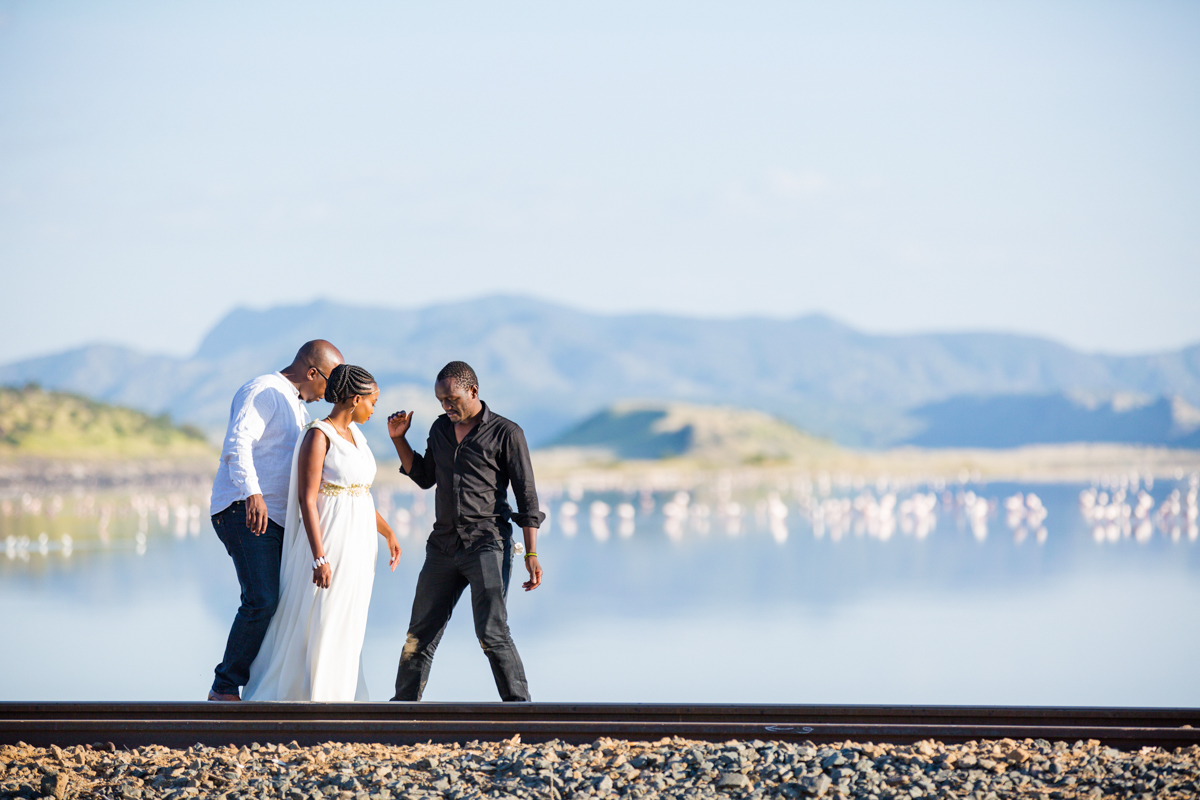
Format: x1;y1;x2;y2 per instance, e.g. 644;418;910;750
3;473;1199;706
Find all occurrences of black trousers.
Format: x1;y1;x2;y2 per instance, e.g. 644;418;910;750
392;538;530;702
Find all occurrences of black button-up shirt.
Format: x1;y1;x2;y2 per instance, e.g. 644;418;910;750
401;402;545;553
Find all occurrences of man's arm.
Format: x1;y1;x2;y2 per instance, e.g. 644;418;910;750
387;411;436;490
504;424;546;591
224;386;275;534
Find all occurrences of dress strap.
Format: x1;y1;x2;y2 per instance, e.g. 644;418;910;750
306;419;344;446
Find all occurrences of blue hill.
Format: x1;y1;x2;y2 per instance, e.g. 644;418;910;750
3;296;1199;450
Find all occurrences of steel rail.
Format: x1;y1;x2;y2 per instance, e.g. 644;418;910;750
2;702;1197;726
2;703;1197;750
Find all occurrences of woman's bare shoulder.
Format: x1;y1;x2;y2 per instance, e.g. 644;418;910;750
302;423;331;450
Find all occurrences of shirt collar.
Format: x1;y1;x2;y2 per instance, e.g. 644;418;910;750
438;401;493;429
275;371;301;399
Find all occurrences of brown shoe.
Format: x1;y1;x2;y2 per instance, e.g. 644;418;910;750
208;689;241;702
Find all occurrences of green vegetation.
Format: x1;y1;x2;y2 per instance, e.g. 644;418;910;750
541;401;842;466
521;400;1200;484
0;384;215;459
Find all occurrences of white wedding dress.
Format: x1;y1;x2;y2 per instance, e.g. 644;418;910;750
244;419;379;701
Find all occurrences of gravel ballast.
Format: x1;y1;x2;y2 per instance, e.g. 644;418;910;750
2;736;1198;800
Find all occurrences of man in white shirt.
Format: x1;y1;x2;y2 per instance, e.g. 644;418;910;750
208;339;343;701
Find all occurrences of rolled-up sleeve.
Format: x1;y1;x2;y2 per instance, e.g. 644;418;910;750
504;425;545;529
401;431;438;490
222;386;274;498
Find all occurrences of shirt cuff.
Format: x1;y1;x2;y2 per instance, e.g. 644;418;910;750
512;511;546;529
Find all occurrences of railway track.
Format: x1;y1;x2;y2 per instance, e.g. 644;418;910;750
2;703;1197;750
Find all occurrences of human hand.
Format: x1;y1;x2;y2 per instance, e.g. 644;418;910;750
386;535;402;572
245;494;269;535
313;562;332;589
386;411;414;440
522;555;542;591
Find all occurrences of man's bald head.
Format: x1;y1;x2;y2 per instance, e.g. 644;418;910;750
293;340;344;374
283;340;344;403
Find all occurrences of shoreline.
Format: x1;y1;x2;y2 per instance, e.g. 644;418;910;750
0;457;216;493
3;442;1200;495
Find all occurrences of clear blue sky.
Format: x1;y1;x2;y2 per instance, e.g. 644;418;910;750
2;1;1198;361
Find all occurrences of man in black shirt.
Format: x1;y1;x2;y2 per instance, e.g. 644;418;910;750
386;361;544;701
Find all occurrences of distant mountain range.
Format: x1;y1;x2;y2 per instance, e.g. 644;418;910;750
907;393;1200;449
2;295;1199;452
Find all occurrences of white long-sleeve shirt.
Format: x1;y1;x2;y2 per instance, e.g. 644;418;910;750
210;372;311;524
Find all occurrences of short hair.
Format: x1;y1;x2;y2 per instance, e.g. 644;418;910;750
437;361;478;392
324;364;377;404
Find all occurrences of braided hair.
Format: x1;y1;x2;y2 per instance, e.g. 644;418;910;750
436;361;478;391
324;364;377;404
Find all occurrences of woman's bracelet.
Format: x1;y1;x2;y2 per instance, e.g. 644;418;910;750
312;556;328;569
523;552;537;560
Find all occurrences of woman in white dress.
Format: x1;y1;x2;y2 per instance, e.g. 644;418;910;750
244;364;401;701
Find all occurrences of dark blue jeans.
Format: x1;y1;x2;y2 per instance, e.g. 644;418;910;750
211;501;284;696
392;538;530;702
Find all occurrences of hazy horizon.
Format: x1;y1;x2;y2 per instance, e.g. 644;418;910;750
8;293;1200;366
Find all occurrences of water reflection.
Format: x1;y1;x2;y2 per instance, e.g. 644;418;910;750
5;471;1200;704
2;489;210;565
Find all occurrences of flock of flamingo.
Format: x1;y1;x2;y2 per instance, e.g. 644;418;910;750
4;471;1200;561
1079;473;1199;544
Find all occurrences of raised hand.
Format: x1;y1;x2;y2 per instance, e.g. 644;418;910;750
387;410;414;441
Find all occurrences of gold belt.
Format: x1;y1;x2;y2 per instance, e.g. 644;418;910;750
319;482;372;497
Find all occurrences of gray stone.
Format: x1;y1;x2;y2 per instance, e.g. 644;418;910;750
430;778;450;792
595;775;614;793
820;753;846;769
716;772;752;791
799;774;832;797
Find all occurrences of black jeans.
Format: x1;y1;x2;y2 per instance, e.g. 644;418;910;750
211;501;284;696
393;538;530;702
